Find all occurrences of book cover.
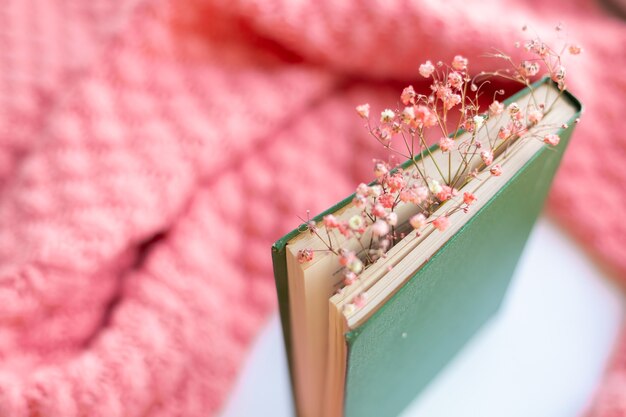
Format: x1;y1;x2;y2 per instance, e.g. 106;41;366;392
271;77;583;417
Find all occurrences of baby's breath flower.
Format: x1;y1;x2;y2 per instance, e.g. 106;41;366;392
409;213;427;229
356;103;370;119
368;185;383;197
439;137;455;152
419;60;435;78
528;109;543;124
372;219;390;236
481;150;494;166
490;164;503;176
489;100;504;116
473;115;485;130
374;162;389;178
463;192;477;205
452;55;468;71
507;102;520;115
498;126;511;140
386;212;398;226
401;86;417;105
297;249;314;264
428;178;443;194
432;216;450;231
356;183;369;197
372;203;386;218
543;134;560;146
348;257;364;274
401;106;416;123
380;109;395;123
568;44;582;55
348;215;365;231
323;214;340;229
447;72;463;90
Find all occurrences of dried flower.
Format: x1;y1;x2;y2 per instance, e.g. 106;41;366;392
409;213;427;229
463;192;477;205
439;137;455;152
433;216;450;231
528;109;543;124
448;72;463;90
348;215;365;231
356;104;370;119
419;60;435;78
372;219;390;236
489;101;504;116
401;86;417;105
543;134;560;146
490;164;503;176
297;249;314;264
380;109;395;123
452;55;468;71
481;150;494;166
386;212;398;226
323;214;340;229
568;44;582;55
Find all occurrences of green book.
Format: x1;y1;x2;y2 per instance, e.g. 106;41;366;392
271;78;582;417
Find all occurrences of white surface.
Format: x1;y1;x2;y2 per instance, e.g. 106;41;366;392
219;217;625;417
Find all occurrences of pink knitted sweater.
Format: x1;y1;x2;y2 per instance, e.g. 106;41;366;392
0;0;623;415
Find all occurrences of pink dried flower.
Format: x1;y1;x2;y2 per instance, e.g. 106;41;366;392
489;100;504;116
372;203;387;218
385;212;398;226
444;93;461;110
380;109;395;123
372;219;390;236
481;150;494;166
354;293;368;308
376;126;393;144
378;193;395;209
452;55;468;71
490;164;502;176
399;189;416;203
439;137;455;152
498;126;511;140
528;109;543;124
410;213;427;229
419;60;435;78
368;185;383;197
356;104;370;119
339;249;356;266
323;214;340;229
401;85;417;105
385;172;406;193
519;61;540;77
374;162;389;178
463;192;477;205
568;44;582;55
343;271;357;286
552;65;566;83
543;134;560;146
415;186;429;203
507;102;520;115
447;72;463;90
412;105;438;128
401;106;416;123
433;216;450;231
353;195;367;208
436;185;455;202
297;249;314;264
356;183;369;197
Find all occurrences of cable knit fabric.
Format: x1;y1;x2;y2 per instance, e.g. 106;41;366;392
0;0;623;416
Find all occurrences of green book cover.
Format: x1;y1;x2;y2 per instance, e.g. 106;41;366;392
271;77;583;417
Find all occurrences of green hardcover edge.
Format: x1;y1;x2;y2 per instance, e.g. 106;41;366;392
270;77;582;417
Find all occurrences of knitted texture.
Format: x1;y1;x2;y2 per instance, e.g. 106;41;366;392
0;0;623;416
